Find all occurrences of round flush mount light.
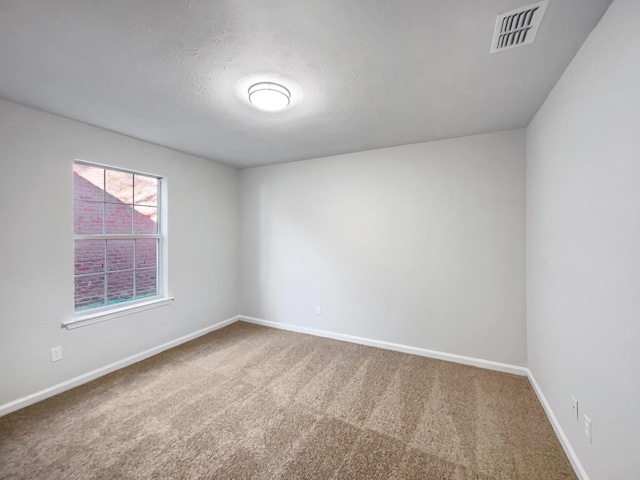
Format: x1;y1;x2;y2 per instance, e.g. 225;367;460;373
248;82;291;112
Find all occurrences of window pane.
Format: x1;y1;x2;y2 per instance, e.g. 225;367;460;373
135;239;157;269
73;163;163;314
107;240;134;272
106;170;133;205
134;206;157;234
105;203;133;234
74;201;104;234
135;269;157;298
74;240;105;275
107;271;134;304
75;274;105;310
134;175;157;206
74;164;104;202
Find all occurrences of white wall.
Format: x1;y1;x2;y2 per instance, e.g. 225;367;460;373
526;1;640;478
0;99;239;406
240;130;526;365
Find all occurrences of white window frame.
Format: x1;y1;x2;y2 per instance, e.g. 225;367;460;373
63;160;173;329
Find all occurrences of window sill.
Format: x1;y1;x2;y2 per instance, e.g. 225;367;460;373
63;297;175;329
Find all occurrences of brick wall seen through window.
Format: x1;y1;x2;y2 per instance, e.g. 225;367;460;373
73;162;162;312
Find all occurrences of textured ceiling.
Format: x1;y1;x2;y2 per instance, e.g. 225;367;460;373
0;0;612;168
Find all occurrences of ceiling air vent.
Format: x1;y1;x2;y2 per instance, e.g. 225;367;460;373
491;0;548;53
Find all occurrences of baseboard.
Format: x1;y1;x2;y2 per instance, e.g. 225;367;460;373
240;316;586;478
239;315;529;376
528;372;589;480
0;315;241;417
1;312;586;480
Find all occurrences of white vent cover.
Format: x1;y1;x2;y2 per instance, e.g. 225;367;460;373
491;0;548;53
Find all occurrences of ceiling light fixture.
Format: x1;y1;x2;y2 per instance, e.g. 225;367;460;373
248;82;291;112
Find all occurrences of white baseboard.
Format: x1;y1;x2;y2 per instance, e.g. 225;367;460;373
0;315;240;417
528;372;589;480
241;316;586;478
0;312;586;480
239;316;529;376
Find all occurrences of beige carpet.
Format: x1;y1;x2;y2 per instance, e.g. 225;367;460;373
0;322;575;479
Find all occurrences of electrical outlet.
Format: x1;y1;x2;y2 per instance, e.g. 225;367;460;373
584;415;592;444
571;396;579;421
51;346;63;362
315;305;322;315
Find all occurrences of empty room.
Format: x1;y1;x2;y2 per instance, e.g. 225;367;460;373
0;0;638;479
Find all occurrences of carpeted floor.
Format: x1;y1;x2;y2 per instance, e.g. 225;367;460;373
0;321;576;479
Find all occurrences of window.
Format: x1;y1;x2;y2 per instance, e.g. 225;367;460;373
71;161;168;324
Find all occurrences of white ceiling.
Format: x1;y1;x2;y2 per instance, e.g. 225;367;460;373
0;0;612;168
